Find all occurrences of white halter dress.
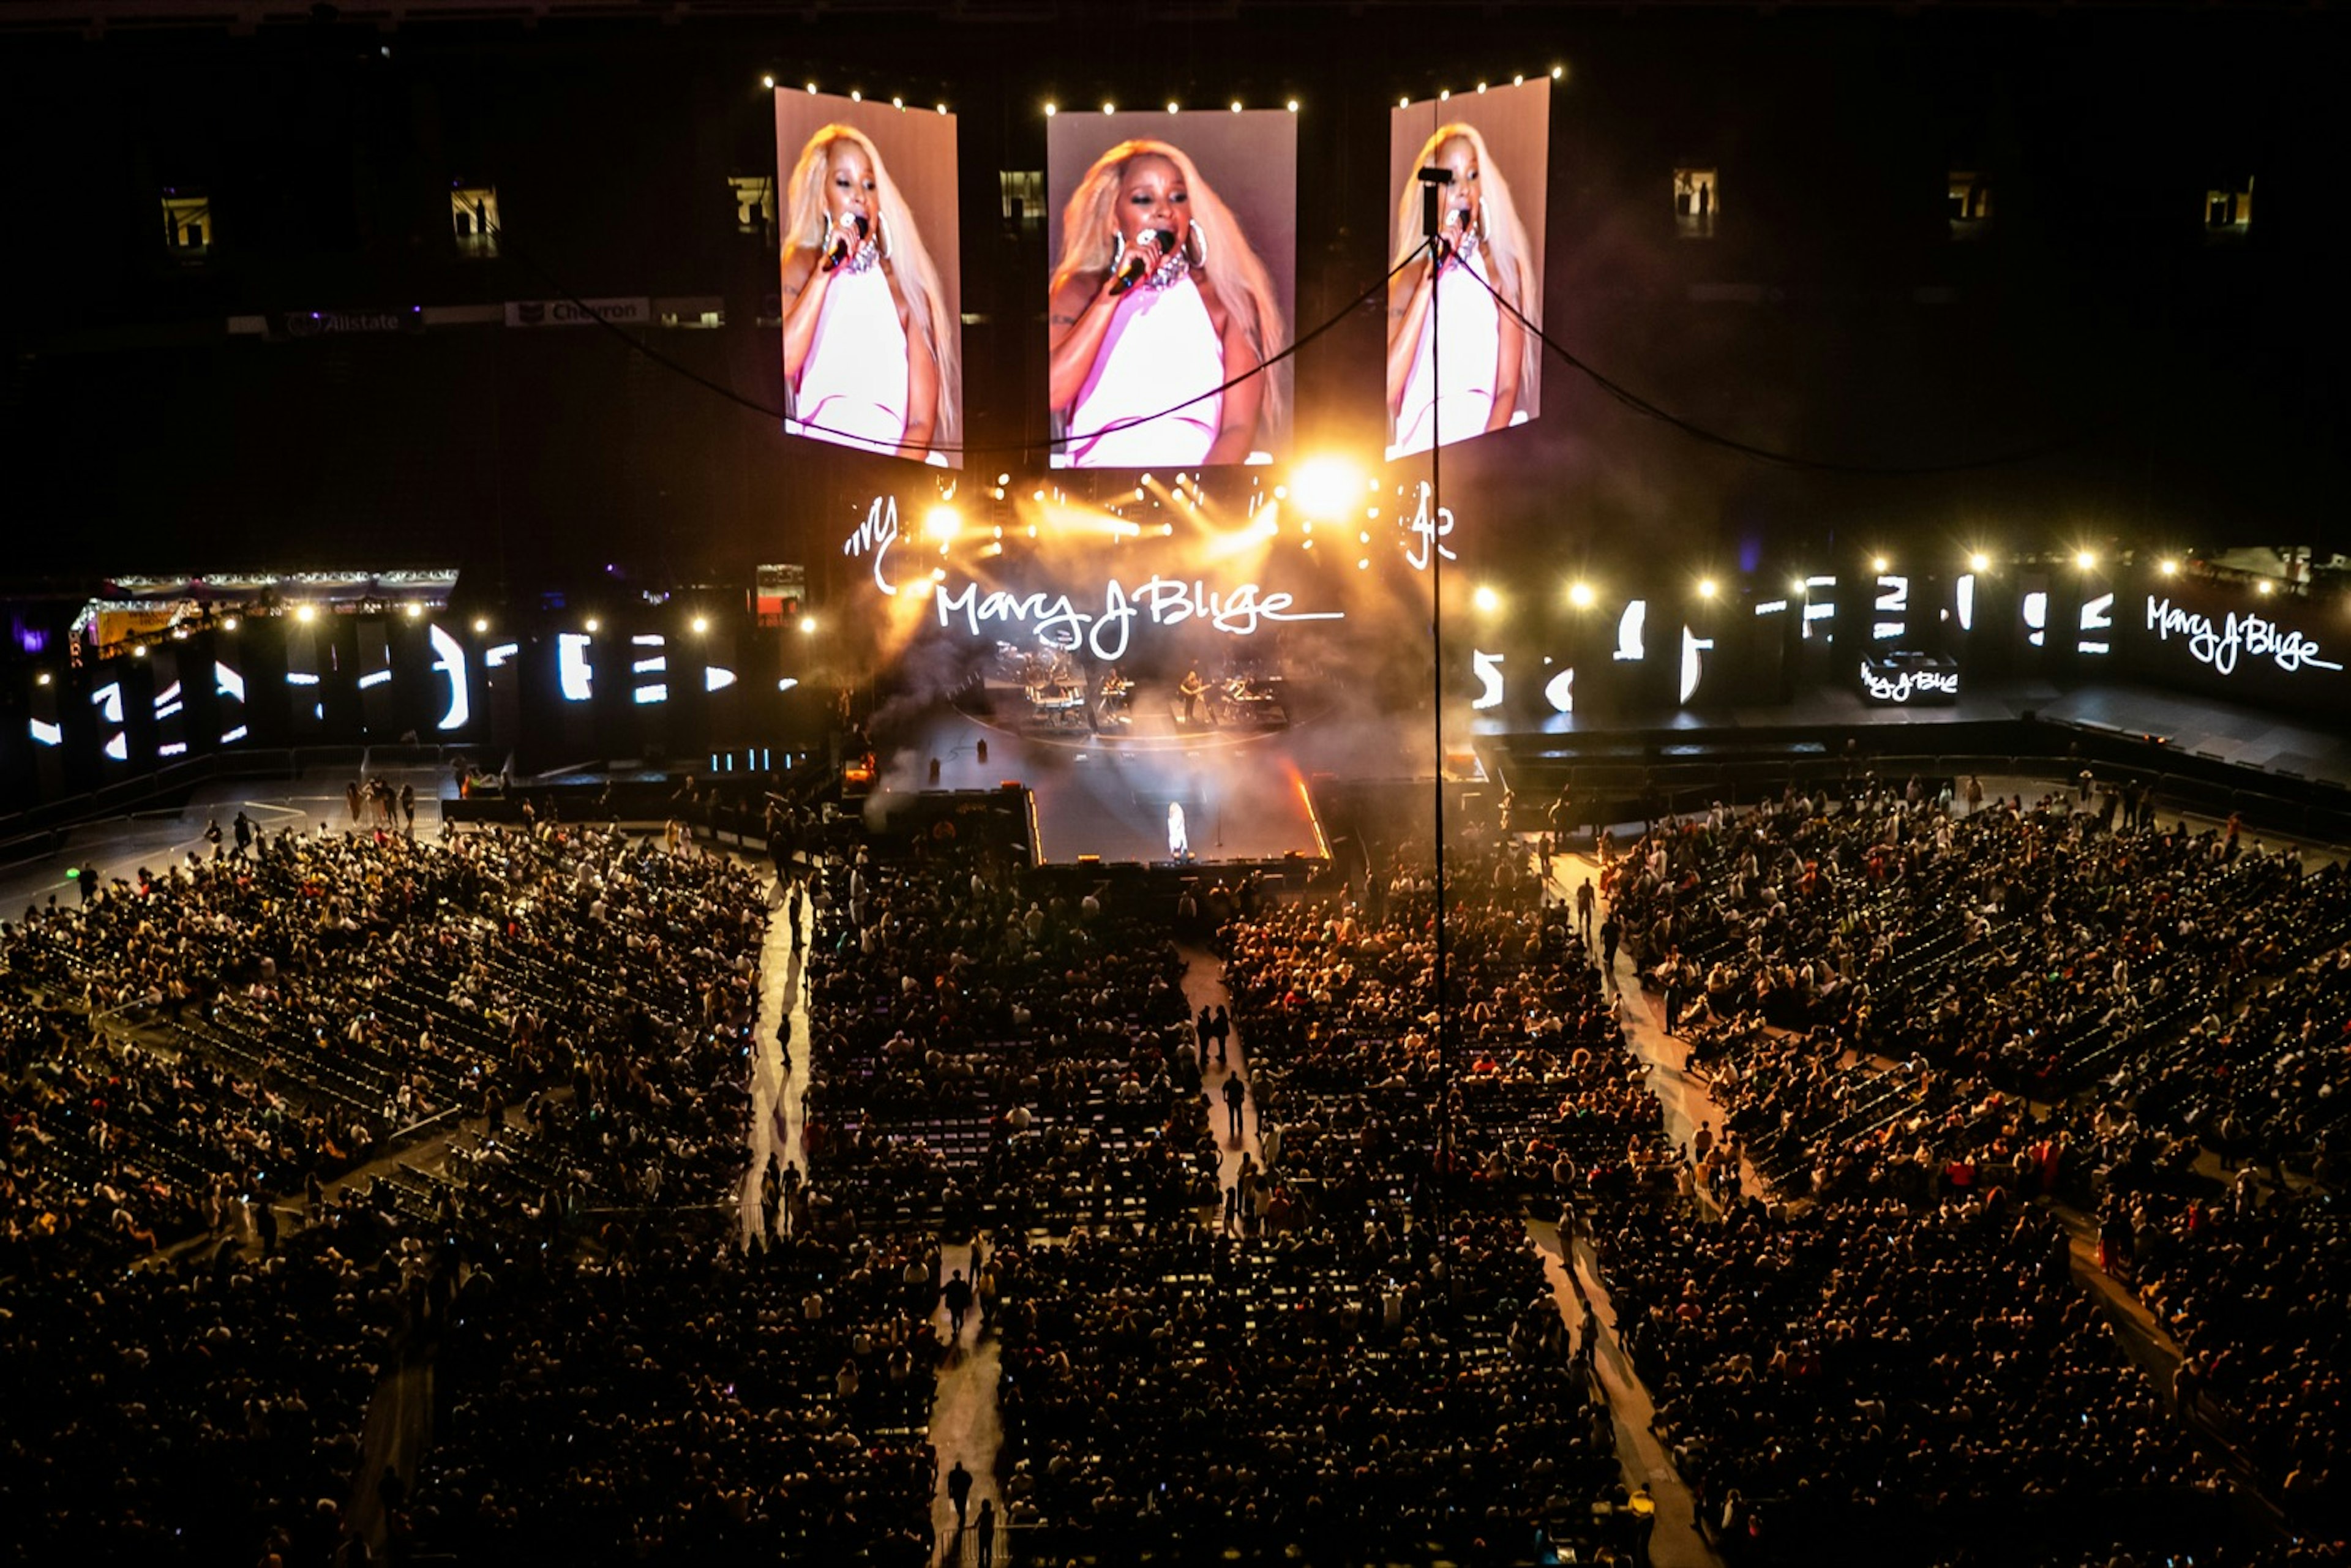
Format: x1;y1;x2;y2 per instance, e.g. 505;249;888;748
1065;273;1223;469
1389;247;1499;459
790;258;909;457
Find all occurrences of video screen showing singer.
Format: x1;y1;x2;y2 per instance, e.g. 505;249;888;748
1049;140;1286;469
779;124;960;464
1385;123;1539;459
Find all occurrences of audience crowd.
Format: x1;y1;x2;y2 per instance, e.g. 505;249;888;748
7;765;2350;1567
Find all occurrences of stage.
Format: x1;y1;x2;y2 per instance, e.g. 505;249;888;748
873;685;1438;868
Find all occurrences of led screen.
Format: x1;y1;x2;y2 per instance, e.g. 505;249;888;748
1385;80;1548;459
1046;110;1297;468
2120;574;2351;719
774;91;962;467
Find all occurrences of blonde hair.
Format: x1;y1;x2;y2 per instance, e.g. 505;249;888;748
1051;138;1287;433
785;123;961;450
1391;122;1540;419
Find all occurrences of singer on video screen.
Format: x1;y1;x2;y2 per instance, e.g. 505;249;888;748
1048;140;1286;468
1385;123;1537;459
779;124;959;463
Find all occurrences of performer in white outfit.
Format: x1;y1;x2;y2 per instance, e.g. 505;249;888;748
1049;140;1287;469
1385;123;1537;460
779;125;959;463
1167;802;1189;860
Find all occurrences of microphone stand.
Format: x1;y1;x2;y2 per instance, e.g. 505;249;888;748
1414;164;1454;1265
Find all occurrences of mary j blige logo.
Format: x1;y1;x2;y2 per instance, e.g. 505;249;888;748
2145;595;2342;678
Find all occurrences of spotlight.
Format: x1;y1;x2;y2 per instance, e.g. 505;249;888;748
937;104;947;114
1043;102;1057;116
1477;81;1488;93
849;91;860;102
1400;96;1410;108
2256;579;2274;596
1167;100;1179;113
760;74;774;89
1698;579;1718;599
2158;558;2179;577
2075;549;2098;570
473;617;489;633
1103;101;1116;114
1552;65;1564;78
1289;457;1363;519
996;472;1010;486
923;504;960;543
294;604;316;623
1968;552;1990;573
1231;100;1242;113
691;616;709;634
1472;585;1499;613
1513;73;1524;85
805;82;816;94
1286;99;1299;113
1871;555;1889;573
1568;582;1595;610
222;616;239;631
800;617;819;635
891;96;902;109
133;643;148;658
405;602;423;618
1792;579;1808;595
37;671;51;685
584;617;600;634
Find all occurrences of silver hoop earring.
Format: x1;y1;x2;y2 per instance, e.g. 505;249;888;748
1186;216;1210;270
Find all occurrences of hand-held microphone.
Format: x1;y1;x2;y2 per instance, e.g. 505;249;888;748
1109;229;1177;295
822;212;871;272
1435;204;1471;265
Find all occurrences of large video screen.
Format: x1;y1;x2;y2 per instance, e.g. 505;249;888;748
1385;80;1549;459
774;91;962;467
1046;110;1297;469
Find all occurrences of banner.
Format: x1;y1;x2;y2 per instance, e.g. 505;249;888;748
504;297;650;328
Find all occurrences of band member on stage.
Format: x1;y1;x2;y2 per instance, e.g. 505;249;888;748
1168;801;1190;860
1177;667;1208;724
1385;122;1537;459
1049;140;1286;468
780;124;960;463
